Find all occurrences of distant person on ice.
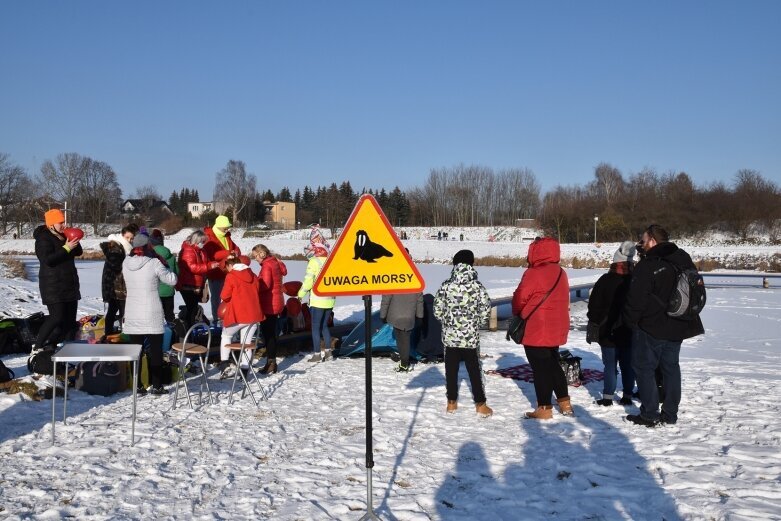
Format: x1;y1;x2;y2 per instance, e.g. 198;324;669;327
33;209;83;350
434;249;493;417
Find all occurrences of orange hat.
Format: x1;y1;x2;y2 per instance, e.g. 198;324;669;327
45;209;65;227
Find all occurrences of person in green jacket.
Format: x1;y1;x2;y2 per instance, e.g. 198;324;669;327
150;229;179;322
297;243;335;362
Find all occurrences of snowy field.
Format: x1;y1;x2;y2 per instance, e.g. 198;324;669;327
1;252;780;520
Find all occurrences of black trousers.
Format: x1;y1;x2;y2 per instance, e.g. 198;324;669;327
261;314;279;359
160;296;175;323
180;290;201;328
105;298;126;335
445;346;486;404
130;334;164;388
35;300;78;349
524;346;569;406
394;328;411;366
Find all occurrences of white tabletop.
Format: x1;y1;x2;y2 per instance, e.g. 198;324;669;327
52;343;143;362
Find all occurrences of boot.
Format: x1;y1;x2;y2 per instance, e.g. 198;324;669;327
446;400;458;414
475;402;493;418
259;359;277;374
524;404;553;420
557;397;574;416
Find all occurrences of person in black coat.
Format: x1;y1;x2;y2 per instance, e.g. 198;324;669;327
587;241;636;406
624;224;705;427
33;209;83;351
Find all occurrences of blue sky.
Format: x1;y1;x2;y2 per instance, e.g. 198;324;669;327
1;1;779;201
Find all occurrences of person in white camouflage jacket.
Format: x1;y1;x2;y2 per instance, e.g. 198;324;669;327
434;249;493;417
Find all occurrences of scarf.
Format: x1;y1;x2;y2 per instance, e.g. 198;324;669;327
609;261;632;275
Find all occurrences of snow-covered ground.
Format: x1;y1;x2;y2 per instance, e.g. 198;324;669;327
1;254;780;520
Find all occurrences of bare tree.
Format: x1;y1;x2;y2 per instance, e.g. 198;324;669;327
593;162;625;208
0;153;31;234
40;153;91;222
214;160;257;227
79;160;123;234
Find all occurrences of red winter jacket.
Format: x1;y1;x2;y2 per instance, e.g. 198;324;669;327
220;265;264;326
258;256;288;316
202;226;241;281
176;241;210;290
511;237;570;347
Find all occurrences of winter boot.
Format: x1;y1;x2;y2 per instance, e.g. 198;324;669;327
619;395;633;406
475;402;493;418
525;404;553;420
446;400;458;414
557;397;574;416
259;359;277;374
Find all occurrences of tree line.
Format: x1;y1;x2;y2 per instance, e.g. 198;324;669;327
1;151;779;241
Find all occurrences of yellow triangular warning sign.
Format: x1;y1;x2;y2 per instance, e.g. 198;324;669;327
313;194;424;296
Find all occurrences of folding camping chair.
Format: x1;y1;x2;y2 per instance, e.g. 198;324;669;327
226;322;268;407
170;322;214;409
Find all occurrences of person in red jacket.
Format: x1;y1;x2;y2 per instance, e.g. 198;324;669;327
252;244;288;374
176;231;220;328
511;237;571;420
218;255;264;378
203;215;242;323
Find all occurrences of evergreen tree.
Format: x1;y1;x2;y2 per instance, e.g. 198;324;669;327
278;186;292;202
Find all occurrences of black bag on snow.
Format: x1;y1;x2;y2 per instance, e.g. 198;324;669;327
27;348;56;375
75;361;125;396
559;349;583;386
0;359;15;383
10;312;46;352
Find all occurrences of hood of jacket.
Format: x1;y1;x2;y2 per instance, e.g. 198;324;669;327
449;262;479;285
527;237;561;267
229;263;255;283
107;233;132;254
124;255;157;272
34;224;62;242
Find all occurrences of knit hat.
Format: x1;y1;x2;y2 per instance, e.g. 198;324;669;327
613;241;637;263
132;234;149;248
453;249;475;266
45;209;65;227
149;229;164;246
214;215;232;229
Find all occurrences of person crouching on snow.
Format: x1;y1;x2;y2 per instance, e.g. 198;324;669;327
218;255;264;379
434;249;493;417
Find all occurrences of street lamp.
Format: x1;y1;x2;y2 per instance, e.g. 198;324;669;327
593;214;599;243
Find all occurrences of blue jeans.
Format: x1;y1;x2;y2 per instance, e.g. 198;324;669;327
208;278;225;323
601;345;634;398
310;307;332;353
631;328;682;422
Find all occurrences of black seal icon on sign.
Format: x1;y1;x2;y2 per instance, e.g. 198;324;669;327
353;230;393;263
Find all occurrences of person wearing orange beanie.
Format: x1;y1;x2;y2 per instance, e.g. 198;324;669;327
32;208;83;358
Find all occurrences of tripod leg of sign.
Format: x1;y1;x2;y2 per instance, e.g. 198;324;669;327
359;295;381;521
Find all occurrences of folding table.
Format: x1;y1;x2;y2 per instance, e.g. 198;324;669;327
51;343;142;445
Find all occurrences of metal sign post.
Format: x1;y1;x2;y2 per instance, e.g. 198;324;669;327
359;294;380;520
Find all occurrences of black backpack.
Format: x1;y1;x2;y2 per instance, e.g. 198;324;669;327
658;262;707;320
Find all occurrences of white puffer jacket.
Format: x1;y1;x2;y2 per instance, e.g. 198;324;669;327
123;255;178;334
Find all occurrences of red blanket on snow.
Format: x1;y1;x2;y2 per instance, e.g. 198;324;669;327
486;364;604;386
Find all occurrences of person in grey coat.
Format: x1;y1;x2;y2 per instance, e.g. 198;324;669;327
123;234;178;395
380;291;424;372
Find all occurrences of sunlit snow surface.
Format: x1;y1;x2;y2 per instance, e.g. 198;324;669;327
1;254;779;519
